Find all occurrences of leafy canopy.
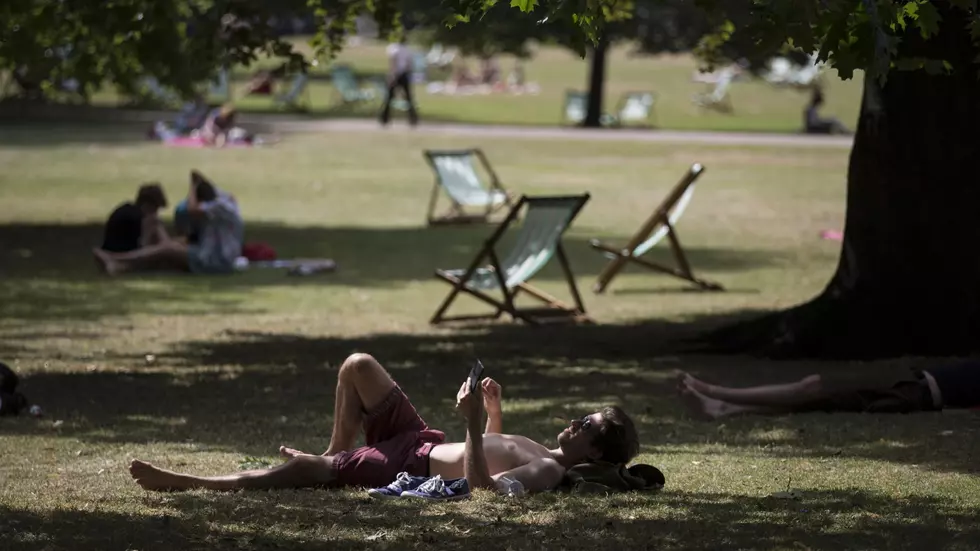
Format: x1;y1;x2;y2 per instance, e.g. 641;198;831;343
438;0;980;82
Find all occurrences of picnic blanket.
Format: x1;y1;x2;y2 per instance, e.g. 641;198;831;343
556;461;665;495
163;136;254;148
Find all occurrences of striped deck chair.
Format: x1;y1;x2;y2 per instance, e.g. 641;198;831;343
613;91;657;127
431;194;593;325
562;90;589;125
562;89;621;127
273;73;311;110
424;149;515;225
208;67;230;101
692;67;735;113
331;64;378;106
139;76;181;106
590;164;724;293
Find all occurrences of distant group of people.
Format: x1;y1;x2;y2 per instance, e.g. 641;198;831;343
93;171;244;276
150;101;259;147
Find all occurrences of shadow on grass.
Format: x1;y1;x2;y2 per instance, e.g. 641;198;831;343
0;103;466;147
3;487;978;551
0;221;780;321
4;315;979;478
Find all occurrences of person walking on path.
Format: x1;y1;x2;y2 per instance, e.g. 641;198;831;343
379;35;419;127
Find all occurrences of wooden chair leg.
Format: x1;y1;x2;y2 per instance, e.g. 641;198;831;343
557;244;587;313
591;239;632;294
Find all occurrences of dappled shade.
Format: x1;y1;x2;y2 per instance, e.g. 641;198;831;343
0;221;778;322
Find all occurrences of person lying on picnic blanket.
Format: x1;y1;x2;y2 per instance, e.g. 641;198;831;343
199;104;256;147
676;359;980;420
128;353;641;497
93;170;243;276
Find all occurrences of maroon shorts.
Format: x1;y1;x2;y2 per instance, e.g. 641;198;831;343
331;385;445;488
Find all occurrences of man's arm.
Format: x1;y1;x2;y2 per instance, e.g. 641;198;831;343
464;407;496;490
482;378;503;434
491;458;566;495
485;409;502;434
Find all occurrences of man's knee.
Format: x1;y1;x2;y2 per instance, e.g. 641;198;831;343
339;353;383;381
288;455;336;486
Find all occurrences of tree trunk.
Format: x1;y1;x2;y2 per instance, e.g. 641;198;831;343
702;6;980;360
583;34;608;128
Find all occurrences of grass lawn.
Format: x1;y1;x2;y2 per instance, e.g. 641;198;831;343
86;39;864;134
1;123;978;551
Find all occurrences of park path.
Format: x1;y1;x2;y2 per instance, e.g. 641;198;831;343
0;102;854;149
265;116;855;149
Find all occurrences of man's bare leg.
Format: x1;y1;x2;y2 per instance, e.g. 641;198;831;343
129;454;336;492
675;370;823;408
279;353;397;458
677;382;781;420
92;240;188;276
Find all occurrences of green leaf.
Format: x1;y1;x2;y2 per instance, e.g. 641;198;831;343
969;17;980;41
913;1;942;38
509;0;537;12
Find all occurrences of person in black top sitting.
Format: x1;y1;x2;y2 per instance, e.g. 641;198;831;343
675;360;980;420
100;183;169;253
803;87;850;135
0;362;29;416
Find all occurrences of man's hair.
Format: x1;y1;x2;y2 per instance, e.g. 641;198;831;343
135;183;167;209
191;170;218;202
591;405;640;465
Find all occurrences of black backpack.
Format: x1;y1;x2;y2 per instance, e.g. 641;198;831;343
0;362;28;416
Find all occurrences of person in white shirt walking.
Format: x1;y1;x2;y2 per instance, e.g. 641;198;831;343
380;35;419;126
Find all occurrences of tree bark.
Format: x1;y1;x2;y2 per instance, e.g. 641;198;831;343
702;6;980;360
583;34;608;128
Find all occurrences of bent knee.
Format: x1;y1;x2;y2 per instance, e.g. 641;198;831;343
339;353;381;379
291;455;336;485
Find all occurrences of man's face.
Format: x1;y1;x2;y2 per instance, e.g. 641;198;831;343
556;412;602;462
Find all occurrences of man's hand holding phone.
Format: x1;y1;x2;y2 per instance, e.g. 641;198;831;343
456;378;484;422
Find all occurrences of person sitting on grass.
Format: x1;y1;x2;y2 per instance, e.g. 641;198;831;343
675;360;980;420
93;170;243;276
128;353;640;497
803;87;850;135
100;182;169;254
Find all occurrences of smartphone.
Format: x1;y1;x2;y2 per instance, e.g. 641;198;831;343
468;359;485;393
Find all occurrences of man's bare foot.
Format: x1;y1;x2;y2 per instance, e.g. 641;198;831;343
677;382;729;421
129;459;195;491
674;370;712;395
92;248;121;276
279;446;314;459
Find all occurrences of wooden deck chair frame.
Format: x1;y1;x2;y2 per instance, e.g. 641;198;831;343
430;194;593;325
590;164;724;293
423;148;515;226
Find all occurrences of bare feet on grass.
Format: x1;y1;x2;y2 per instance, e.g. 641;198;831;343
676;381;729;421
673;370;713;395
129;459;193;491
92;248;121;276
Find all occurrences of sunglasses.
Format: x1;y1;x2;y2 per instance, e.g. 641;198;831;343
577;415;593;432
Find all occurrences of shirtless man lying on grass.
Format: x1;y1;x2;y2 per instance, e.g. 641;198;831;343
130;353;640;495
